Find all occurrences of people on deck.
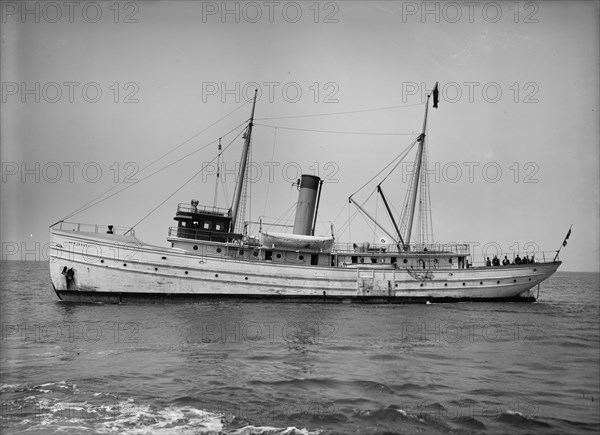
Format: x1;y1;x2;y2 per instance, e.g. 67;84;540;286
515;255;522;264
486;257;491;266
492;255;500;266
502;256;510;265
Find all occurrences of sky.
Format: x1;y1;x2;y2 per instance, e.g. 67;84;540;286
1;0;598;272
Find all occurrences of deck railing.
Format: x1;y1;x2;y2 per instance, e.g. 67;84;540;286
332;242;471;255
468;251;560;266
177;203;230;216
51;221;135;236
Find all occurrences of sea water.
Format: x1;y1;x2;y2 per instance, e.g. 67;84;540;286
1;262;598;434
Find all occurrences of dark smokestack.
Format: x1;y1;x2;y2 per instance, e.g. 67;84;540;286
292;174;320;235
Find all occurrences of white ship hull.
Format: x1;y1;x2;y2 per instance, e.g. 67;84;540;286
49;228;560;304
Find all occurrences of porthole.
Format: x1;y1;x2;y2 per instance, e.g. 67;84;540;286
444;283;447;287
528;278;531;281
100;259;104;263
215;274;219;278
123;263;127;267
403;259;408;264
420;283;423;287
513;279;516;283
185;271;188;275
193;245;198;251
480;281;483;285
533;268;537;271
253;251;258;257
277;254;281;259
299;255;304;260
162;256;167;260
462;282;465;286
245;277;248;280
216;248;222;253
497;280;500;284
154;267;158;271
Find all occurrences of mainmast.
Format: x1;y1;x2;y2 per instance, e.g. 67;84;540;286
405;84;435;248
230;89;258;233
213;138;222;209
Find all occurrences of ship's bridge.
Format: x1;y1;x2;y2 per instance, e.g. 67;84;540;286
172;201;241;242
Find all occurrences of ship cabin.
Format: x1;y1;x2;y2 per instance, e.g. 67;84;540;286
168;176;470;271
172;200;241;243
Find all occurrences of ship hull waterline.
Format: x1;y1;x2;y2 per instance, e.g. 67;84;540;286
49;228;560;304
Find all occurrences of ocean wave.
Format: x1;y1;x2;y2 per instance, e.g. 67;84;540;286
495;410;551;428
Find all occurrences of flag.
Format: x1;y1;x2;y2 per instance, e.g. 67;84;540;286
562;228;572;247
432;82;439;108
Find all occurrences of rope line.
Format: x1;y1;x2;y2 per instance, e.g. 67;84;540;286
125;126;247;233
255;124;416;136
56;102;249;223
254;102;423;121
61;120;248;222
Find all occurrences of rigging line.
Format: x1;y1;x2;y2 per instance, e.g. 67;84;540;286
332;197;352;227
261;200;296;227
262;127;278;217
426;136;434;244
136;101;250;177
221;170;230;206
57;105;248;222
373;194;379;244
337;207;360;239
254;102;423;121
378;138;420;185
60;120;248;221
255;124;416;136
60;104;248;222
342;208;361;235
349;137;419;198
125;126;246;234
343;190;377;234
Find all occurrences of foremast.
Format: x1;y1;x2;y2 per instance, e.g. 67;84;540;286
230;89;258;233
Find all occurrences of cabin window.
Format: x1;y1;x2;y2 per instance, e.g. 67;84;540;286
215;223;222;231
203;221;212;230
351;256;358;264
311;254;319;265
391;257;397;264
181;221;187;227
371;258;377;264
193;221;199;227
265;251;273;261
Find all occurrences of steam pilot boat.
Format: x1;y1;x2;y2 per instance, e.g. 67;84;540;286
49;85;563;303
